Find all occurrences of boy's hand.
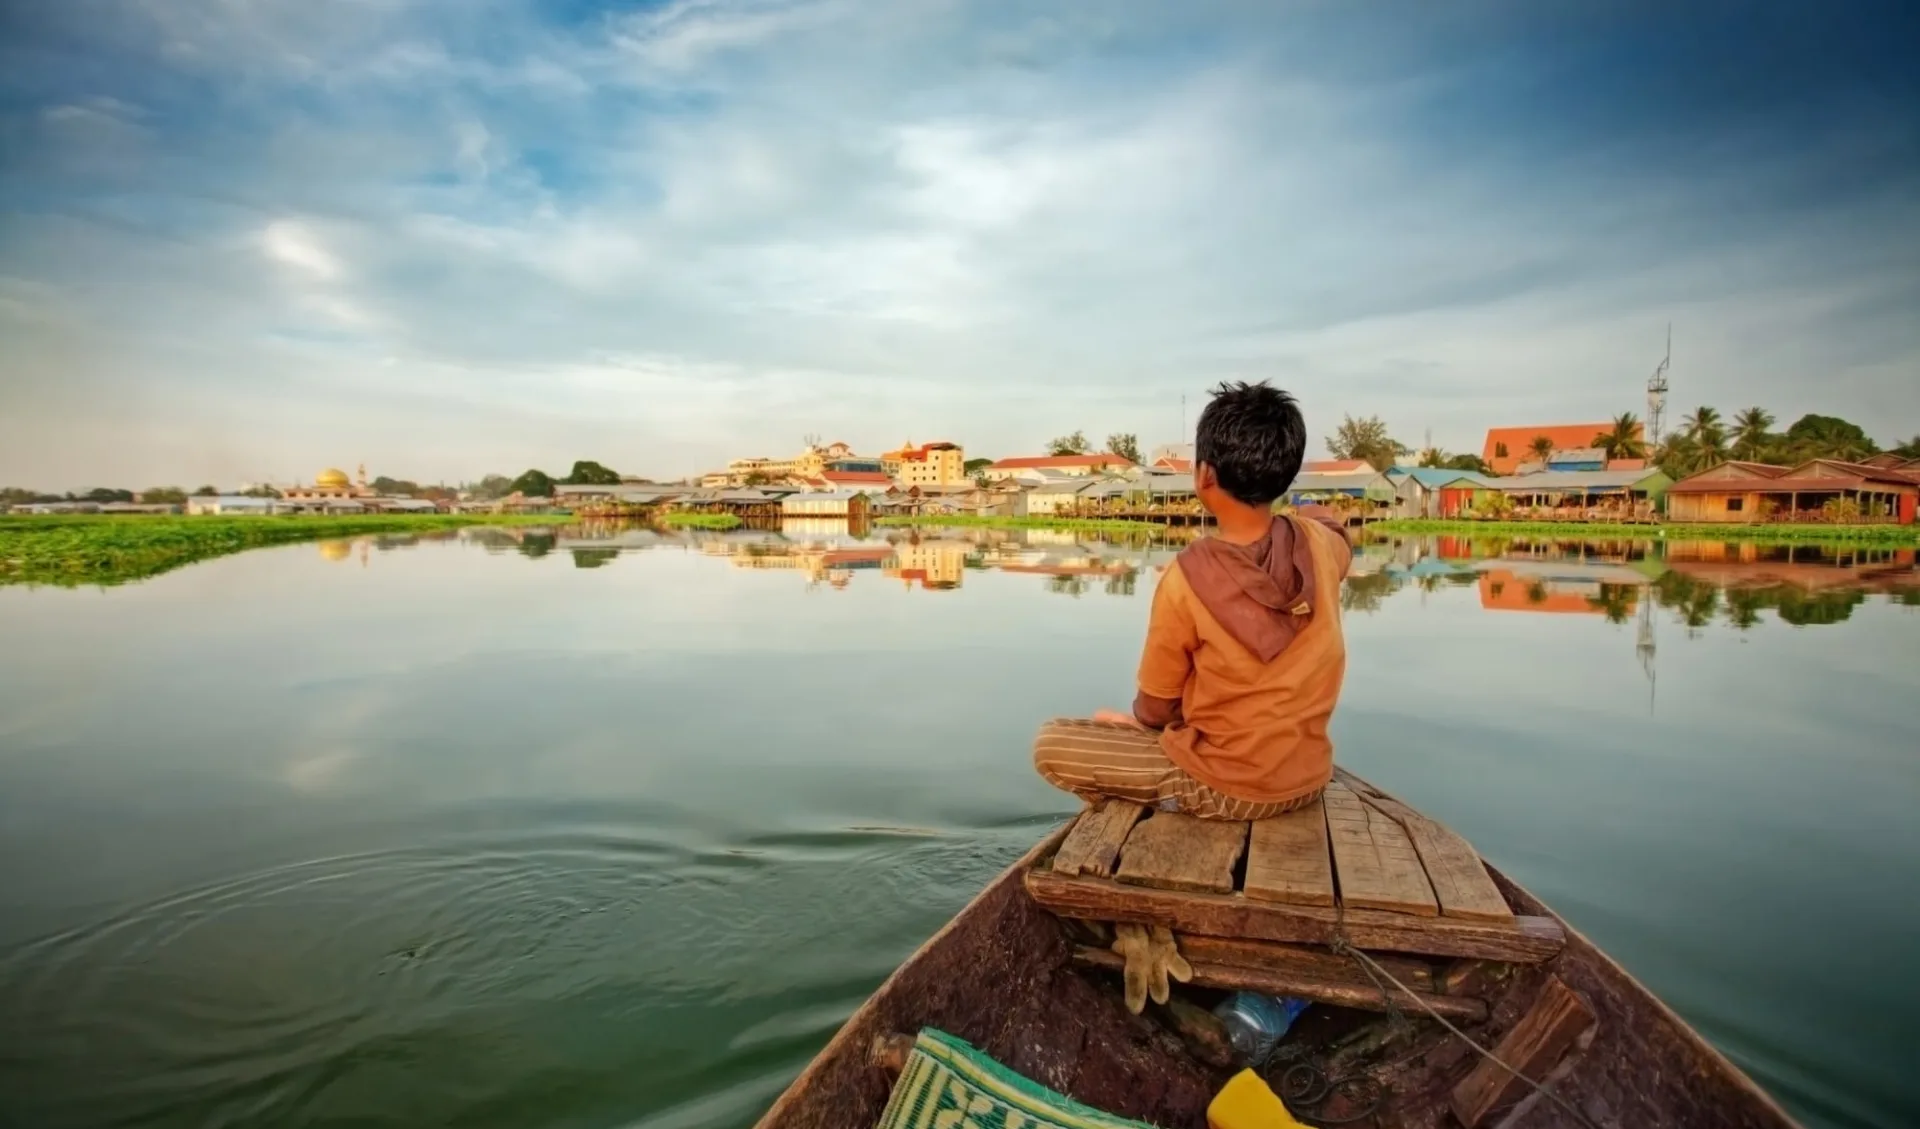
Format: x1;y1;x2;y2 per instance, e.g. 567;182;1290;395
1092;708;1145;728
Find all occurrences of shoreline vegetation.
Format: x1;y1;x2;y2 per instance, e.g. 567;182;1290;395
660;512;742;529
0;513;577;587
1370;518;1920;546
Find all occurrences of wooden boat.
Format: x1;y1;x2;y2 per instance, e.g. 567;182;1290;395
755;771;1799;1129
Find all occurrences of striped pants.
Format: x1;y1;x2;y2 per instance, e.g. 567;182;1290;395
1032;718;1321;821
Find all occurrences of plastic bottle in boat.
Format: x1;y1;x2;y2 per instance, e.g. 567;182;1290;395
1212;993;1310;1066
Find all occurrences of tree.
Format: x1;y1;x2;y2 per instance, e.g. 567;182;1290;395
1730;407;1775;462
1780;414;1876;463
371;475;423;496
469;474;514;500
83;487;135;503
1592;413;1647;461
1527;434;1556;464
1681;406;1726;455
1891;435;1920;459
508;468;555;497
963;457;993;476
192;485;219;496
1048;431;1090;456
563;460;621;485
1444;453;1494;475
1325;415;1407;472
239;484;281;498
140;487;188;504
1105;433;1141;463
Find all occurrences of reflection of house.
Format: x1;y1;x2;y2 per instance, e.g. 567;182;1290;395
887;539;970;589
1665;460;1917;524
1662;541;1919;592
1477;566;1638;615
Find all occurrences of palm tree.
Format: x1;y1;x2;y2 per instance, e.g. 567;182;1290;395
1527;434;1556;464
1730;407;1775;462
1592;412;1647;461
1681;406;1726;450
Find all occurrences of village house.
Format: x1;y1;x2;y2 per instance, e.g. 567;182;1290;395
1665;459;1918;525
1481;423;1630;475
1286;469;1396;518
883;441;968;489
781;488;873;520
983;453;1134;483
184;495;276;515
1480;468;1673;521
1385;468;1496;519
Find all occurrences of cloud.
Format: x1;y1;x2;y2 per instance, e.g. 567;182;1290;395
0;0;1916;489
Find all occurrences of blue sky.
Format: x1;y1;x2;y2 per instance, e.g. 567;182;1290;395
1;0;1915;488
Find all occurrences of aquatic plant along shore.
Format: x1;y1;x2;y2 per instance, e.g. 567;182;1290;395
1373;518;1920;546
660;512;743;529
0;514;577;587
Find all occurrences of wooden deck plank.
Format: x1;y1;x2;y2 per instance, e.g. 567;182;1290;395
1362;794;1514;924
1051;800;1147;878
1241;798;1335;907
1072;947;1487;1023
1450;975;1595;1127
1173;934;1439;994
1323;783;1439;917
1113;812;1248;894
1025;868;1564;963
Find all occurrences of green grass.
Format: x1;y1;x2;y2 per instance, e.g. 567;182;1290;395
0;513;577;587
1372;518;1920;546
873;514;1165;533
659;512;743;529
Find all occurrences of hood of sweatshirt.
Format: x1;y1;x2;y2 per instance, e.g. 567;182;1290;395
1173;516;1318;663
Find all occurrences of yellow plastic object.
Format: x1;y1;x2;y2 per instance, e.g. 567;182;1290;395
1206;1068;1310;1129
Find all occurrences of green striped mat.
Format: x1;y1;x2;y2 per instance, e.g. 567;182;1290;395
877;1029;1158;1129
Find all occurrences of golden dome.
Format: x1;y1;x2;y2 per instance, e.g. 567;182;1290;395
316;468;350;488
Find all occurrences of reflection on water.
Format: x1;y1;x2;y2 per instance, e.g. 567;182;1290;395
0;520;1914;1129
470;519;1919;629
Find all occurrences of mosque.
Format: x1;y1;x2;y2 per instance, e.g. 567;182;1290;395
280;465;376;507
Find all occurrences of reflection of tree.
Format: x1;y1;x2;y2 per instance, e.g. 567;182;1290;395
1524;581;1549;606
1652;571;1720;632
1585;583;1636;625
1774;589;1865;627
1340;571;1399;614
1104;568;1139;596
518;532;556;559
1046;574;1091;598
1723;589;1767;630
572;548;620;569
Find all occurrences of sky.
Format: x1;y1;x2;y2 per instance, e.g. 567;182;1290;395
1;0;1916;490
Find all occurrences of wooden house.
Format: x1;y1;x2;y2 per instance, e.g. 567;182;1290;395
1386;469;1495;519
780;489;873;520
1666;460;1917;524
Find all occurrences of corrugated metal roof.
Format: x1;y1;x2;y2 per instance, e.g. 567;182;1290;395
1483;469;1667;491
1388;468;1494;488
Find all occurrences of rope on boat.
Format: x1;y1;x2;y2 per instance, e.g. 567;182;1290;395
1326;934;1611;1129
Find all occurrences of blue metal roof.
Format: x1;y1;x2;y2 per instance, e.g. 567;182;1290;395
1388;468;1495;488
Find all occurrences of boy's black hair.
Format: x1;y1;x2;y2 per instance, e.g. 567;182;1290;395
1194;380;1306;506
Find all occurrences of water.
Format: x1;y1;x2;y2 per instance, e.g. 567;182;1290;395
0;524;1915;1129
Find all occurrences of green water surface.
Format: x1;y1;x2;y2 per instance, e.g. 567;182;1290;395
0;526;1914;1129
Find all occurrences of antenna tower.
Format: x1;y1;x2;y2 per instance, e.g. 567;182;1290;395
1646;325;1671;447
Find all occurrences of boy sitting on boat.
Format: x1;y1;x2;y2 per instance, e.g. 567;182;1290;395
1034;380;1352;820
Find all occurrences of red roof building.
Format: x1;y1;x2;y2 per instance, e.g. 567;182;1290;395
1666;459;1916;524
1303;459;1375;475
1481;423;1626;475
